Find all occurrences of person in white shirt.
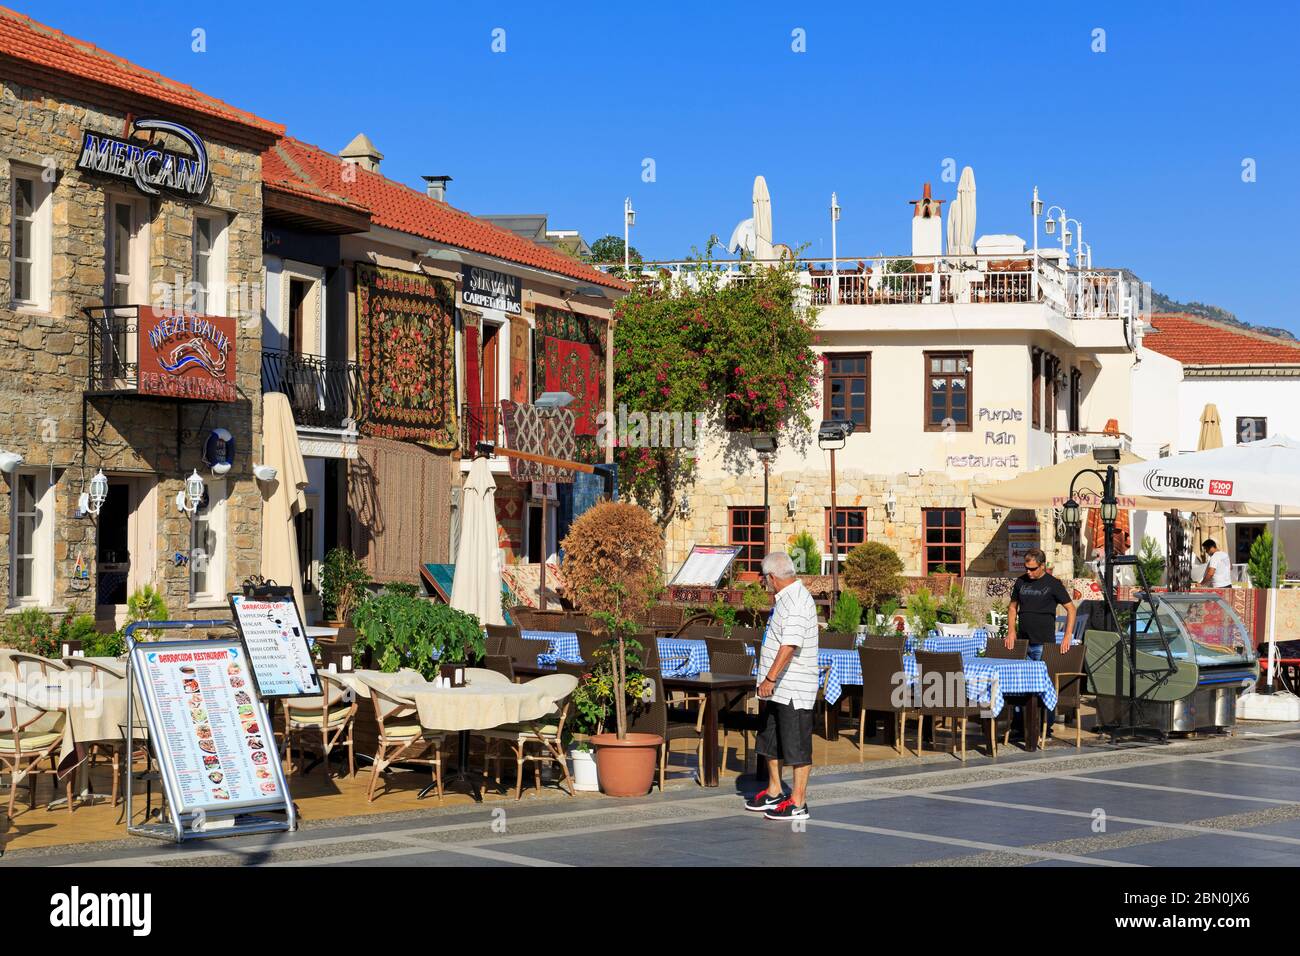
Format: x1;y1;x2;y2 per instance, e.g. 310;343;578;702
745;551;819;821
1203;539;1233;588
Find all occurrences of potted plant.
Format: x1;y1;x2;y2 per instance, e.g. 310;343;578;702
827;590;862;638
587;580;661;796
906;587;940;637
319;548;370;630
352;583;483;679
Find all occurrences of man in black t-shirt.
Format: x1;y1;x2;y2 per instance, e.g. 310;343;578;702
1007;549;1076;657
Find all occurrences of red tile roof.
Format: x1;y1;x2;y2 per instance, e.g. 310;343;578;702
0;5;283;138
263;137;627;292
1143;313;1300;367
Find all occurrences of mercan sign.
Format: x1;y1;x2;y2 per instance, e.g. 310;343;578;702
76;118;210;201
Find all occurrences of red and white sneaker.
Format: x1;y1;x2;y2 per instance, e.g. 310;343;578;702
764;798;810;821
744;787;790;812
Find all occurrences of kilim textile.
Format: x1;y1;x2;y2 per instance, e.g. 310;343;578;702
533;305;606;461
356;264;457;446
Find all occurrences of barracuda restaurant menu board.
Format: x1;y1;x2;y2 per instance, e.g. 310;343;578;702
229;592;321;699
134;642;282;813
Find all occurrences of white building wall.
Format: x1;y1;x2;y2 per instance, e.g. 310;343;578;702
1177;376;1300;453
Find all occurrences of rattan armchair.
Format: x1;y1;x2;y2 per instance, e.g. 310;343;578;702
362;681;445;802
283;672;357;778
1041;641;1088;748
913;650;996;761
856;646;913;759
482;673;577;799
630;672;708;789
0;685;71;816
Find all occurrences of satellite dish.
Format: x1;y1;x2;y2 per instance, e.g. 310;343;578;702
771;243;795;263
728;218;756;256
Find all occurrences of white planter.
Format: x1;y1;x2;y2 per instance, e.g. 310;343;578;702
569;747;600;791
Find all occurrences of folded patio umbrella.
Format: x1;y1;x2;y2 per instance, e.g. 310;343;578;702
260;392;309;612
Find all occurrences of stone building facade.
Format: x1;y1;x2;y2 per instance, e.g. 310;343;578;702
0;14;282;625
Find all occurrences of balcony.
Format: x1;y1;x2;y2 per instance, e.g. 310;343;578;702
1055;429;1133;463
460;402;507;457
86;304;238;401
261;349;363;431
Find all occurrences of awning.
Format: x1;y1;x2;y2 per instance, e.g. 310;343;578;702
972;452;1213;512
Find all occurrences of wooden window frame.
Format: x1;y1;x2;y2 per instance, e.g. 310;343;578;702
923;350;973;432
824;506;868;551
1046;353;1059;434
1068;367;1082;433
922;507;966;575
1031;348;1042;430
728;506;769;574
823;351;871;431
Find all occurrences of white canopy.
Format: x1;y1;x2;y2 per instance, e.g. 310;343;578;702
1117;434;1300;683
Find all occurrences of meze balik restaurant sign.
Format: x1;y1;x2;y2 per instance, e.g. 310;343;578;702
137;307;237;402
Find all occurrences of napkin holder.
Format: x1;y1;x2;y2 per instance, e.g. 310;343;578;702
319;643;354;674
439;664;466;688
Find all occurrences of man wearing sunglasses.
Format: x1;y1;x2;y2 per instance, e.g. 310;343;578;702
1007;548;1075;740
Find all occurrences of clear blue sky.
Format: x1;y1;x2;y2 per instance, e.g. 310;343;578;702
19;0;1300;332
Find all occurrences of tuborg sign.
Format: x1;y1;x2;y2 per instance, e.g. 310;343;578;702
1142;469;1235;497
76;118;209;201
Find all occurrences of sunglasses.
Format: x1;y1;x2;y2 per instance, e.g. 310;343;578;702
1023;563;1042;572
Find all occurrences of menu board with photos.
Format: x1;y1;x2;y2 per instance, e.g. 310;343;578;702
669;545;741;587
229;591;321;699
133;641;284;814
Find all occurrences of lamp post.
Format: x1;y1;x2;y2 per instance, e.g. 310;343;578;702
623;197;636;275
1061;461;1119;619
830;193;841;306
533;390;574;611
818;419;854;604
749;432;778;555
1030;187;1043;300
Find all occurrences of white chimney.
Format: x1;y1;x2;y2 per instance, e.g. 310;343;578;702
422;175;452;201
909;182;944;258
340;133;383;173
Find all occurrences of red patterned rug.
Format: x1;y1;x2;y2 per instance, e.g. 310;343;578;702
356;264;457;446
543;337;600;435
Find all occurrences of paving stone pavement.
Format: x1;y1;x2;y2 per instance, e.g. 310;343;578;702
6;727;1300;867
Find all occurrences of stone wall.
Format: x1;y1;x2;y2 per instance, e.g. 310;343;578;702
0;77;264;621
665;464;1073;578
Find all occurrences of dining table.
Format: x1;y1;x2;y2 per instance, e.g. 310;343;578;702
387;672;563;801
661;672;757;787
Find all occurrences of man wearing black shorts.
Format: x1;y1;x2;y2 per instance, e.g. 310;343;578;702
745;551;819;820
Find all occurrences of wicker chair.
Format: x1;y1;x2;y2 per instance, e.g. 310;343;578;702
1041;641;1088;748
630;671;708;789
709;652;759;772
485;623;519;656
362;681;445;802
482;673;577;799
283;672;357;778
649;605;684;631
856;646;913;759
574;630;607;664
62;657;140;807
820;631;857;650
985;638;1028;660
481;655;516;682
913;650;995;761
0;684;72;815
861;634;907;652
503;634;545;667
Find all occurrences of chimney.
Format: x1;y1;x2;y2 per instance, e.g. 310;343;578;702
422;175;452;202
909;182;944;258
340;133;383;173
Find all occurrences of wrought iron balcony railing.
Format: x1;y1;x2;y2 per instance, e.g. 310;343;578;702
261;349;363;430
461;402;505;456
85;304;140;393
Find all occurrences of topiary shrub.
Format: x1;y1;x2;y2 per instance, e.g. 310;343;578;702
560;502;664;617
843;541;905;608
788;530;821;576
828;590;862;634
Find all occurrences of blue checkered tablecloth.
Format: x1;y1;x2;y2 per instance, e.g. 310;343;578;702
904;630;989;658
656;638;711;678
901;655;1055;717
520;629;582;664
744;642;862;706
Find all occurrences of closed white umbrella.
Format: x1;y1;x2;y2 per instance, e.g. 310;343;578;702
1118;434;1300;684
450;457;504;626
946;166;976;256
260;393;309;611
752;176;773;261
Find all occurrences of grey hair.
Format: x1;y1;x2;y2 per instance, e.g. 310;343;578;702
761;551;796;579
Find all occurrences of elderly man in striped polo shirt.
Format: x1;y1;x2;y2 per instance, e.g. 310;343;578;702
746;551;820;821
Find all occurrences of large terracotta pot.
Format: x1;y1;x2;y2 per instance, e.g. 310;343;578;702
591;732;663;797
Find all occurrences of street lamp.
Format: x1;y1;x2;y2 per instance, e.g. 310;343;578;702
818;418;854;603
623;197;636;274
534;390;574;611
830;193;841;306
749;432;778;554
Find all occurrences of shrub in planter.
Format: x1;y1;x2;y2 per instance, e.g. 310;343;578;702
907;587;940;637
560;502;663;618
320;548;370;625
2;608;56;656
352;583;484;680
843;541;905;608
828;590;862;634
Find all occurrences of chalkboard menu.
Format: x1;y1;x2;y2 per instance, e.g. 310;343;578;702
132;640;285;814
229;591;321;699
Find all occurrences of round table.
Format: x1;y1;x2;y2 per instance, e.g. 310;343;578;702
388;675;560;800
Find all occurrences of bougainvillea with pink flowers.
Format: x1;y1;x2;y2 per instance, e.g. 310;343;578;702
611;252;820;522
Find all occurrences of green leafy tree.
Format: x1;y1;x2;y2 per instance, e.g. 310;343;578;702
789;530;821;576
843;541;905;608
612;250;820;524
1136;536;1167;588
587;234;642;270
828;590;862;634
320;547;371;624
1248;531;1288;589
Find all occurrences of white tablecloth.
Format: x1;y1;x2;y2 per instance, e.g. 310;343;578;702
390;677;559;732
